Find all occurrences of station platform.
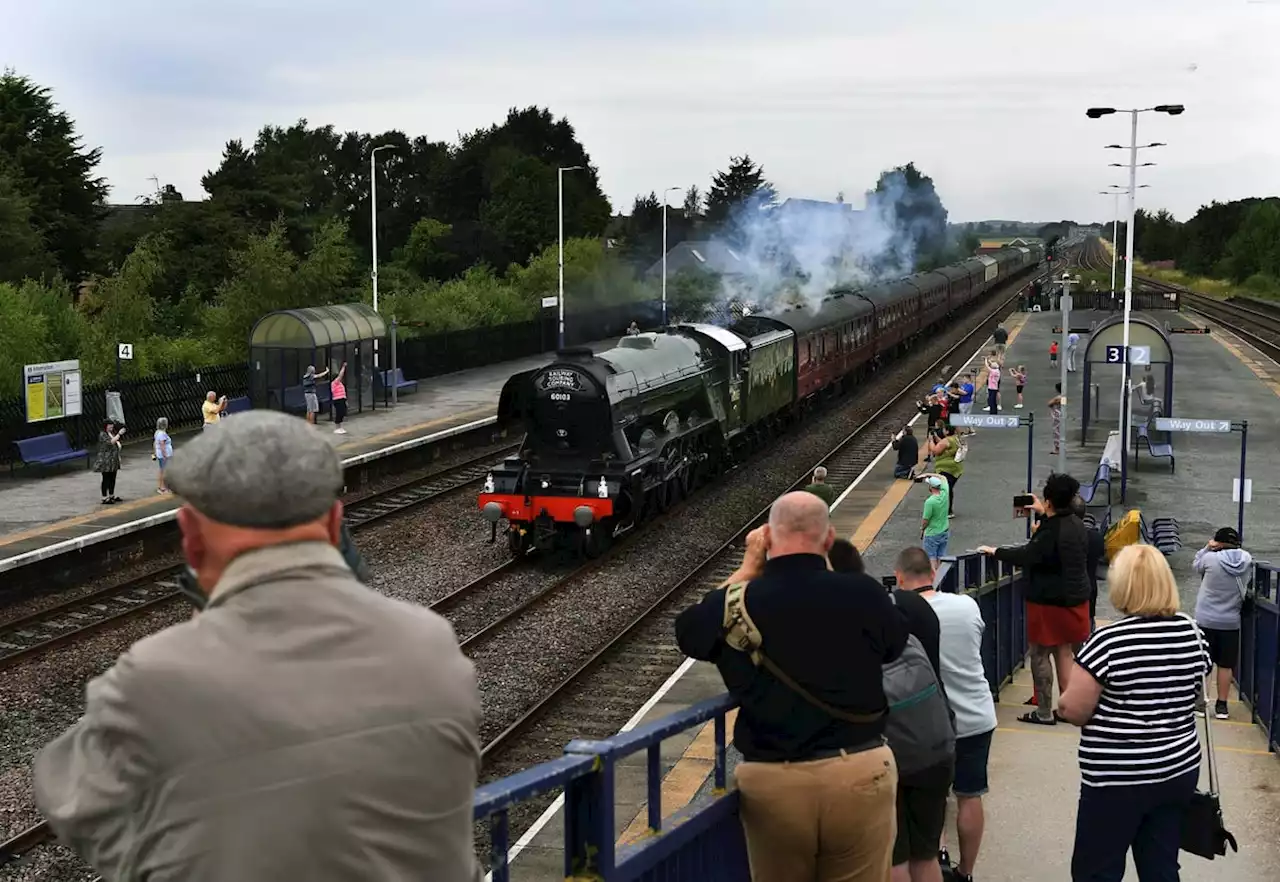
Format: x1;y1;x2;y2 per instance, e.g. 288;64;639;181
498;310;1280;881
0;340;610;571
1056;307;1203;334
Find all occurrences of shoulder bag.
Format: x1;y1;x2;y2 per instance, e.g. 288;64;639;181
1181;619;1239;859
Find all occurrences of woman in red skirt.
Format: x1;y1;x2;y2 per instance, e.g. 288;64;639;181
977;473;1092;724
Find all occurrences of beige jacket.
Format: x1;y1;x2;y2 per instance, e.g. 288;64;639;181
34;542;482;882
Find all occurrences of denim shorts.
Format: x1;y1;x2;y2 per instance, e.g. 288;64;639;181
156;456;167;471
954;728;994;797
923;531;949;559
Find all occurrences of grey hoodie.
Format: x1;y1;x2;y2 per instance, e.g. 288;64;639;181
1193;546;1253;630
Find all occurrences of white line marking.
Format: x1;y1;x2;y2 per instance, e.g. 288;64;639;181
0;416;499;573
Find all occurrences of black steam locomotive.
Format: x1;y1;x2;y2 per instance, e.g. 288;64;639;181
479;245;1043;555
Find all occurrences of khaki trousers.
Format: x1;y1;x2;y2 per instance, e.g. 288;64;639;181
735;744;898;882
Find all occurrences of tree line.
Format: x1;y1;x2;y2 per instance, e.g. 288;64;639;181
0;69;956;399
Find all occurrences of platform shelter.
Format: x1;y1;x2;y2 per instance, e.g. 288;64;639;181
1080;314;1174;444
249;303;386;416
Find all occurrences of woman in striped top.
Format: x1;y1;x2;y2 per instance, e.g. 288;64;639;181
1058;544;1211;881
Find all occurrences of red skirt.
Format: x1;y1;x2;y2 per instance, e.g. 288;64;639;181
1027;601;1090;646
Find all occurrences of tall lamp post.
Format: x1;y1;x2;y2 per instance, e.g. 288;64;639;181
1098;184;1147;307
557;165;583;350
370;143;396;371
661;186;683;327
1086;104;1182;500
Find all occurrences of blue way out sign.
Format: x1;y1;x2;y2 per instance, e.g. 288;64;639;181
950;413;1021;429
1153;417;1231;433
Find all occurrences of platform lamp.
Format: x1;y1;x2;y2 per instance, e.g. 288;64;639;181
1098;184;1145;304
370;143;397;374
661;187;684;328
1086;104;1183;501
557;165;583;350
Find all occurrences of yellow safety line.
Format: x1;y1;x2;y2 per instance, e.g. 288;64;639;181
1202;321;1280;400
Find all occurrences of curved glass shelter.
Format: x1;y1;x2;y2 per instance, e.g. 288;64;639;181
1079;314;1174;443
249;303;388;417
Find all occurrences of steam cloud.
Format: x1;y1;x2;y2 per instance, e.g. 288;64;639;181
706;169;949;320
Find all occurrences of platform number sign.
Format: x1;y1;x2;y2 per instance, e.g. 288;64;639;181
117;343;134;361
1104;345;1125;364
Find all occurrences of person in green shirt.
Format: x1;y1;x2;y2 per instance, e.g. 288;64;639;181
803;466;837;507
919;475;950;569
927;427;964;518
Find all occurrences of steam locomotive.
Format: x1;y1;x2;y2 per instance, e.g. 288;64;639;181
478;245;1044;556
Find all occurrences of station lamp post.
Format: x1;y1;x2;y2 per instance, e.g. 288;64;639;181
1098;184;1146;304
557;166;583;350
661;186;684;328
1086;104;1183;493
370;143;397;370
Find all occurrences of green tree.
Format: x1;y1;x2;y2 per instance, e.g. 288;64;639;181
0;280;55;397
398;217;455;280
204;223;300;360
1223;200;1280;282
621;191;664;267
0;168;55;282
704;156;777;236
0;71;108;280
683;185;703;225
869;162;949;264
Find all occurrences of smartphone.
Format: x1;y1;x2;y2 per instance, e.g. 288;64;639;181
1013;494;1035;509
882;575;897;590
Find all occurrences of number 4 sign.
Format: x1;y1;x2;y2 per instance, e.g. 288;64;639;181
118;343;134;360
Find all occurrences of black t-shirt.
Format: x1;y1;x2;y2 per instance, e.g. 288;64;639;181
994;326;1009;344
892;588;942;681
674;554;908;762
894;434;919;469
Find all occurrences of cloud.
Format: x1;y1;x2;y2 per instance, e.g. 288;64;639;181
3;0;1278;222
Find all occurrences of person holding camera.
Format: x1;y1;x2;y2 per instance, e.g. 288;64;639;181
1193;526;1253;720
976;474;1090;726
892;427;919;480
925;425;963;519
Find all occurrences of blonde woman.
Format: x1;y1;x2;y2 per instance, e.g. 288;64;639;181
1058;544;1211;882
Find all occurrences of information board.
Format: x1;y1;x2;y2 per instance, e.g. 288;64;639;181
1153;417;1231;433
24;360;83;423
949;413;1021;429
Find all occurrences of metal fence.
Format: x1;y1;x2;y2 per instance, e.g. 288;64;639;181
0;364;248;468
470;549;1031;881
1238;562;1280;752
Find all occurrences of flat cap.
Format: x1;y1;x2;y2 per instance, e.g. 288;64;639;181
166;410;344;529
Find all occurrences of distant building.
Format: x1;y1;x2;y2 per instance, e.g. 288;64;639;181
646;240;747;279
976;236;1040;254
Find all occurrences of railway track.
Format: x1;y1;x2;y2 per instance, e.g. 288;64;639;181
0;264;1052;871
1142;277;1280;362
0;444;519;674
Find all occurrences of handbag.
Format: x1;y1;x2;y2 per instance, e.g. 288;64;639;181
1180;624;1239;859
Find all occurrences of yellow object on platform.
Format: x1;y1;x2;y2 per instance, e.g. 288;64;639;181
1105;510;1142;561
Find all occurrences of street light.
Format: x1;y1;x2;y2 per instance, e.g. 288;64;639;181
370;143;396;370
1086;103;1183;500
557;165;583;350
1098;184;1148;300
661;186;684;328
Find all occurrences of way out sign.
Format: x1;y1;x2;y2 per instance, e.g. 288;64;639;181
1154;417;1231;433
117;343;134;360
949;413;1020;429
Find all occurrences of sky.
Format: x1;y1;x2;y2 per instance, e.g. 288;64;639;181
4;0;1279;224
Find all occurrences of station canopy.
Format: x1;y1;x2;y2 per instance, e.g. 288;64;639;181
250;303;387;350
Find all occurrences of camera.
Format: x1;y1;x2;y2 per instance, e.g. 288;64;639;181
881;574;897;590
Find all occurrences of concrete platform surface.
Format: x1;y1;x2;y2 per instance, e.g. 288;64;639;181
0;339;615;560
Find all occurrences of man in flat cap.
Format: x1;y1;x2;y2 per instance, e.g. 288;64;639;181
34;411;482;882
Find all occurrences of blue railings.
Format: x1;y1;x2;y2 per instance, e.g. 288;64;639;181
1238;562;1280;753
472;550;1026;880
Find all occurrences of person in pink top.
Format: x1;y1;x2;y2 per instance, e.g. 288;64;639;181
985;356;1001;415
330;362;349;434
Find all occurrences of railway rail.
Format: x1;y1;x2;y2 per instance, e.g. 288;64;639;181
1142;277;1280;362
0;258;1057;871
0;444;519;673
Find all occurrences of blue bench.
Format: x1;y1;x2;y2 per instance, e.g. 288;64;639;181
224;396;251;415
380;368;418;395
277;385;331;414
1079;459;1112;507
1140;512;1182;554
11;432;89;474
1134;421;1175;472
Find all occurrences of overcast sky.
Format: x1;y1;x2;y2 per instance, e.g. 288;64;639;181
4;0;1277;224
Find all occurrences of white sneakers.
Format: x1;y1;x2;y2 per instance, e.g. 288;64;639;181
334;427;348;434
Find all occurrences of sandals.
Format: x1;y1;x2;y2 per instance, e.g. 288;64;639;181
1018;711;1057;726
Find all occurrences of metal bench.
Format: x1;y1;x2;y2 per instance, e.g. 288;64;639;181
11;432;89;474
380;368;419;395
275;385;332;414
1134;421;1175;472
1139;512;1182;554
224;396;252;415
1079;458;1112;507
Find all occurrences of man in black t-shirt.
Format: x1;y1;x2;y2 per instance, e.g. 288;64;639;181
893;426;920;479
675;492;906;882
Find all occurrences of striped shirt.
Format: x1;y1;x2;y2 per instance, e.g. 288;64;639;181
1074;614;1210;788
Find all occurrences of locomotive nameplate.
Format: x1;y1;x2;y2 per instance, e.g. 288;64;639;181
539;369;586;392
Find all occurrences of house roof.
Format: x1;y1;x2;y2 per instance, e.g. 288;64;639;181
647;240;746;277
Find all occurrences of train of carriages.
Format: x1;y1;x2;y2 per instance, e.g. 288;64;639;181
478;244;1045;556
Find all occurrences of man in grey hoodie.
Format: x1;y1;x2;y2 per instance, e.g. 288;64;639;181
1193;527;1253;719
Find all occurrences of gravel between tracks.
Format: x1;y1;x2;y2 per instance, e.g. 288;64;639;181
2;298;1016;879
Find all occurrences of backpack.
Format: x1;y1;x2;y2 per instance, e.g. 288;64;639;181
722;582;956;775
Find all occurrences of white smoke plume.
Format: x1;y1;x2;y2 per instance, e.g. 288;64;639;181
707;168;948;320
